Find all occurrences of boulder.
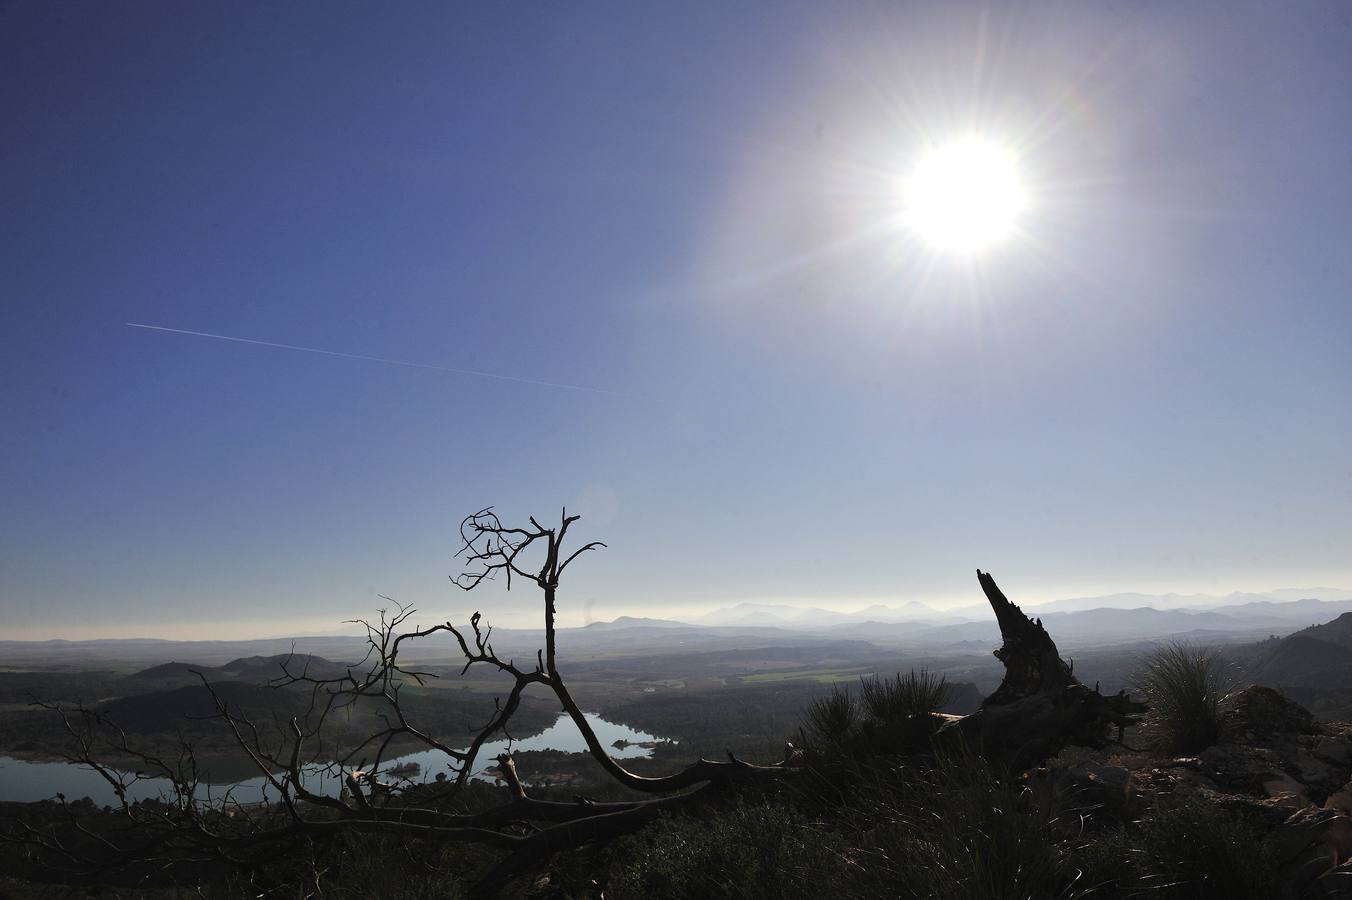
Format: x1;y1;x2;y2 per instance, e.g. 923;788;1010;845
1313;860;1352;898
1264;771;1314;810
1317;737;1352;768
1200;743;1297;795
1278;807;1352;891
1220;685;1318;745
1327;781;1352;815
1053;765;1137;820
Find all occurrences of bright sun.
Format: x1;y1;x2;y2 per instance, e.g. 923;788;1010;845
902;139;1028;254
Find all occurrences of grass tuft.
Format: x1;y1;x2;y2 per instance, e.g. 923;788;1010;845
1135;642;1230;754
802;686;859;747
858;668;952;722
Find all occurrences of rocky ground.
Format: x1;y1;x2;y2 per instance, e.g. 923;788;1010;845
1033;685;1352;897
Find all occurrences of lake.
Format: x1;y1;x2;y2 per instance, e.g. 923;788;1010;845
0;712;668;806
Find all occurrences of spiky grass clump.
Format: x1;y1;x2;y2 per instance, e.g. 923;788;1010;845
1136;642;1230;754
859;668;952;722
800;670;952;757
802;686;859;748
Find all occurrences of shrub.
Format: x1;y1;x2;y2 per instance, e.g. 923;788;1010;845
606;798;839;900
1135;642;1230;754
802;686;859;749
835;749;1085;900
214;831;481;899
859;668;952;722
801;670;952;759
1133;792;1282;899
611;751;1094;900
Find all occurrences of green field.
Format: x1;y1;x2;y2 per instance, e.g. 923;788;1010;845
739;666;876;684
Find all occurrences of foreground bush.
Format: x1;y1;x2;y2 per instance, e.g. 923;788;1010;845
859;669;952;723
801;669;954;759
832;750;1082;900
607;797;838;900
1077;792;1282;900
609;751;1086;900
608;748;1292;900
1135;642;1230;754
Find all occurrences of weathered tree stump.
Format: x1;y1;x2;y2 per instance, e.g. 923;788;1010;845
939;570;1147;770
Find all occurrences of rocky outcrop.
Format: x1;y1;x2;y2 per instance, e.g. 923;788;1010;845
1221;685;1320;744
1141;686;1352;895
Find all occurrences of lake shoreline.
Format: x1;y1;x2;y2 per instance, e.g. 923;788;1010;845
0;713;668;806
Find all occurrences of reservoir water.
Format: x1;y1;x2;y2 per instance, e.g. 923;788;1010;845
0;712;667;806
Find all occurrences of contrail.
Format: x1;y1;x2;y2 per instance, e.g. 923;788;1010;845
125;322;625;396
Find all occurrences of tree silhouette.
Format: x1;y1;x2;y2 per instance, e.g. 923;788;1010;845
2;510;1145;898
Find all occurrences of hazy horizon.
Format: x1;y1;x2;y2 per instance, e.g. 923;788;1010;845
4;3;1350;642
7;581;1351;643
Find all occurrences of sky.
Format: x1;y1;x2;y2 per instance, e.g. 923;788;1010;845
3;1;1351;640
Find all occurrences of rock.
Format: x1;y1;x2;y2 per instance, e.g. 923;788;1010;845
1256;795;1314;822
1316;737;1352;768
1220;685;1318;745
1298;752;1342;787
1328;781;1352;814
1313;860;1352;898
1028;765;1138;822
1200;743;1296;794
1064;765;1137;819
1279;807;1352;889
1264;771;1314;809
1333;817;1352;864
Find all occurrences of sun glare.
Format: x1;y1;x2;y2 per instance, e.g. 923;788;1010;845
902;139;1028;254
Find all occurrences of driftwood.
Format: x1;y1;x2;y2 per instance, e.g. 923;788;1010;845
940;570;1147;770
3;514;1145;898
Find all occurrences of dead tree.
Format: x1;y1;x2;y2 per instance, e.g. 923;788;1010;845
0;510;794;897
3;514;1144;898
938;570;1147;770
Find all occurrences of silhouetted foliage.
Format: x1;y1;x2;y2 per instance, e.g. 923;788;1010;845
611;748;1096;900
1077;793;1282;900
801;669;955;760
1136;642;1230;754
3;534;1152;899
859;668;952;721
608;798;836;900
802;685;859;748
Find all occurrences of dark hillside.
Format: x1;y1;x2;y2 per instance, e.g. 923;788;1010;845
1250;635;1352;686
121;661;209;689
124;654;356;689
1296;611;1352;648
99;681;311;733
127;662;204;681
1241;613;1352;721
217;653;354;681
0;671;121;706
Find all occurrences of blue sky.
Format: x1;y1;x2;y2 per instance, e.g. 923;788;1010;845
3;1;1350;639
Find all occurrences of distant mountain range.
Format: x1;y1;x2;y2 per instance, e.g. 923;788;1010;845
0;636;377;668
683;589;1352;646
1021;587;1352;614
583;616;691;630
696;600;952;629
3;588;1349;662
